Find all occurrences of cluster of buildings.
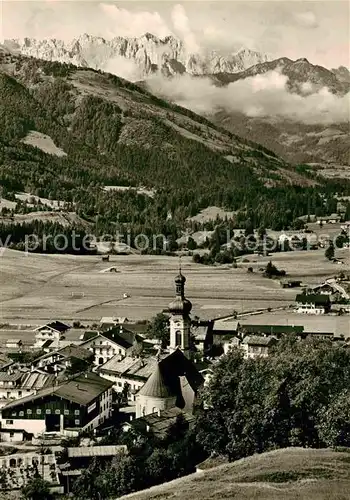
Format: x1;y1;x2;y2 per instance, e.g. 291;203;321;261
0;269;348;494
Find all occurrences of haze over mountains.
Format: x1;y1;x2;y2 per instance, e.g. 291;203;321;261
3;33;349;167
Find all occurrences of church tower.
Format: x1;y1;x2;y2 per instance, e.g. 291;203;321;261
168;268;192;357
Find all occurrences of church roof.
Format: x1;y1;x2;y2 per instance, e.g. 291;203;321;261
168;296;192;314
138;364;175;398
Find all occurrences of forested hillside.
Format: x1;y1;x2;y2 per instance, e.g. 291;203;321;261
0;50;348;246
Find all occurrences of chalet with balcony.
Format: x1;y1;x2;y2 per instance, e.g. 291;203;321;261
295;294;331;314
79;326;142;366
33;321;70;350
0;372;113;440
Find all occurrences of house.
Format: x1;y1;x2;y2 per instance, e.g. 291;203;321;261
0;369;55;402
207;318;239;351
32;344;94;374
223;336;241;355
191;322;211;351
97;354;161;402
317;214;342;224
33;321;70;350
0;450;61;492
297;214;317;223
0;372;113;439
241;335;278;359
60;445;127;492
79;326;142;366
295;294;331;314
99;317;128;329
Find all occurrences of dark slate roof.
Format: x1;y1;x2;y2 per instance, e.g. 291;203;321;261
80;331;99;342
43;321;70;332
241;324;304;335
159;349;204;395
102;326;142;349
3;372;113;410
296;294;330;305
54;372;113;405
138;364;175;398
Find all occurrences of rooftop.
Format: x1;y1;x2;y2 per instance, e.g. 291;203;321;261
67;445;127;458
296;294;331;305
34;321;70;333
132;407;195;439
241;324;304;335
138;364;175;398
2;372;113;410
242;335;278;346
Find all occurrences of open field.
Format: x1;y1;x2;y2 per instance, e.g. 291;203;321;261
0;249;349;326
120;448;350;500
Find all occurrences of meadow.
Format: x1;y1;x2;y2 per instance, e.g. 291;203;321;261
1;248;348;326
120;447;350;500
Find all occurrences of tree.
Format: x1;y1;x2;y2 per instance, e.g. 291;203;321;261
187;236;197;250
325;241;335;260
146;313;170;348
73;459;109;500
21;477;53;500
317;390;350;447
196;338;350;460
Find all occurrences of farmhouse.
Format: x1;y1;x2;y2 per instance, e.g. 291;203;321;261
295;294;331;314
0;372;113;439
241;335;278;359
0;369;55;402
33;321;71;350
79;326;142;366
32;344;94;374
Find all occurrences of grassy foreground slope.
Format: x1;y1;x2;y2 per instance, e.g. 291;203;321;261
120;448;350;500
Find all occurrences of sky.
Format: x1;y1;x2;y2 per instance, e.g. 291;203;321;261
1;0;349;68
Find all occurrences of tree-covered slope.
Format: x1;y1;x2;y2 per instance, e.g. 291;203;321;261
0;51;348;236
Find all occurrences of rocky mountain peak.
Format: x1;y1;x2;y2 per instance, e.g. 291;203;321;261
2;34;270;79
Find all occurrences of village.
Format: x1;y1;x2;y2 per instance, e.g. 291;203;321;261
0;258;349;495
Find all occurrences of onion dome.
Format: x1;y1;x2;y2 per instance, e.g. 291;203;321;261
168;270;192;314
168;296;192;315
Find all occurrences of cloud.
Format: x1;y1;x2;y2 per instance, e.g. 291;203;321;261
294;11;319;29
102;56;142;82
146;70;349;125
171;4;200;54
99;4;171;39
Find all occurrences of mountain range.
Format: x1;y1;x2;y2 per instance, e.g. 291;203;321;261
2;34;349;167
2;34;270;78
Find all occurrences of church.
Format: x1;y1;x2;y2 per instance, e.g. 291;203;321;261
135;269;204;418
98;269;204;419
